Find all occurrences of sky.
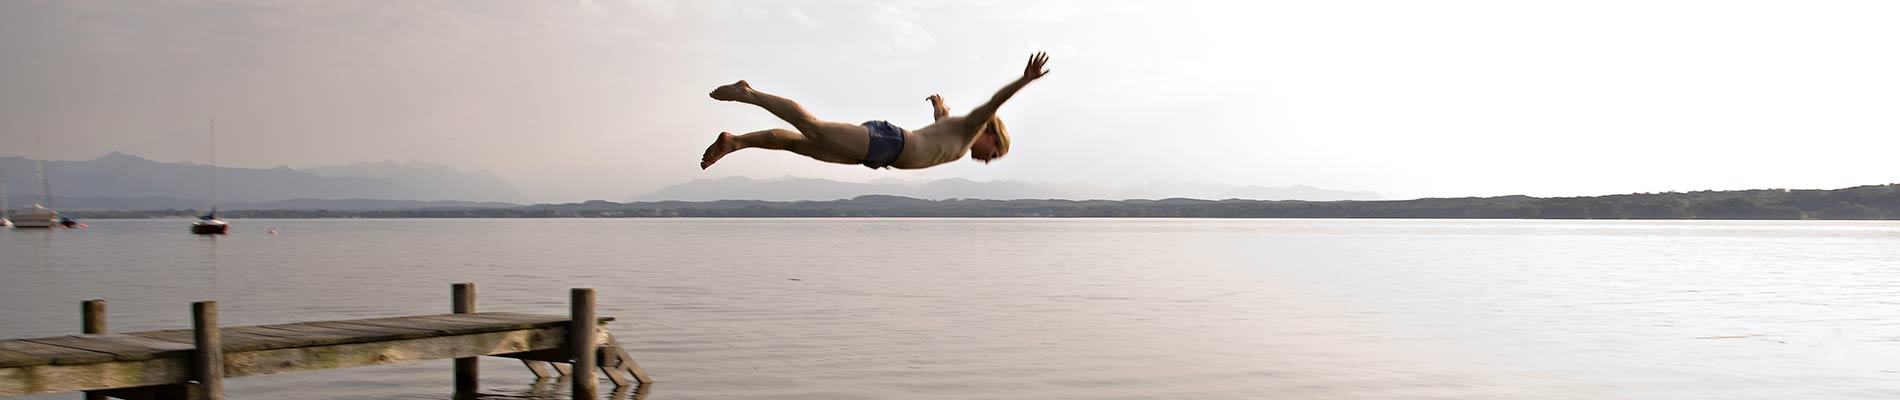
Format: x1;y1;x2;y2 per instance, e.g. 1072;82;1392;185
2;0;1897;202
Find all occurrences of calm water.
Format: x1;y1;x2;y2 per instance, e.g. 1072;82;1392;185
3;219;1899;399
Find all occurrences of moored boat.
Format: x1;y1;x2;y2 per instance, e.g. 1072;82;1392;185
191;119;231;235
14;139;60;229
11;204;58;229
191;213;229;234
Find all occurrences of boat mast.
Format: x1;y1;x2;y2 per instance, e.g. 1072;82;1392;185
35;137;49;209
210;119;219;213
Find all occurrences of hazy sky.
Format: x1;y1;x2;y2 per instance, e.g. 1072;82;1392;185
3;0;1897;202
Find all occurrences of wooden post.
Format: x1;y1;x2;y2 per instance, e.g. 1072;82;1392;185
452;283;478;396
82;299;106;334
570;288;597;399
191;301;223;400
83;300;107;400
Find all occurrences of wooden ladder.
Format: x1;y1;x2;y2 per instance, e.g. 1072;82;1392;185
514;330;651;387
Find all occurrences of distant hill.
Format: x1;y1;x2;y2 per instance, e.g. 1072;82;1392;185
633;176;917;202
0;152;526;206
632;177;1383;202
10;196;519;211
79;184;1900;221
304;161;528;203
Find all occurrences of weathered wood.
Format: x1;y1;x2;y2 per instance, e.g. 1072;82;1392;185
452;283;476;315
223;326;566;378
20;334;191;361
0;357;189;395
83;300;106;334
453;282;478;396
124;314;591;352
0;348;51;369
134;328;295;353
605;336;652;384
522;359;556;379
435;312;606;327
600;354;633;387
252;322;403;337
0;340;115;366
0;314;608;365
571;288;598;399
331;314;568;336
2;289;643;399
191;301;223;400
238;325;378;343
82;301;108;400
304;321;443;341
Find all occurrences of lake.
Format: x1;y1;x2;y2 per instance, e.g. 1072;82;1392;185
3;219;1898;399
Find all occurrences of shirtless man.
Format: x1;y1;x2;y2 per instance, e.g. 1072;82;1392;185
700;52;1050;170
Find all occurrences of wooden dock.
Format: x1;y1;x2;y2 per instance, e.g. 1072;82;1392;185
0;283;649;399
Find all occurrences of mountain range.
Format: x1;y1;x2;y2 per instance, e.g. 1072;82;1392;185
632;176;1384;202
0;152;528;206
0;152;1379;211
77;184;1900;221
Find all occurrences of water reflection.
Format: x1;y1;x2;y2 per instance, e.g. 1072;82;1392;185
6;219;1900;399
484;378;649;400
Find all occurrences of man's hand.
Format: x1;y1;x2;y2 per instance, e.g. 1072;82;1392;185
927;94;950;122
1023;52;1050;81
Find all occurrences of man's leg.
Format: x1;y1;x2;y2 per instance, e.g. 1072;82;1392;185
701;129;806;169
710;80;823;134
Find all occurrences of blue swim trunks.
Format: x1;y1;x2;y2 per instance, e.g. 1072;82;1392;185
861;120;905;169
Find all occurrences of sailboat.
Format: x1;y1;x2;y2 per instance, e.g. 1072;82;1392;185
12;138;60;229
191;119;230;235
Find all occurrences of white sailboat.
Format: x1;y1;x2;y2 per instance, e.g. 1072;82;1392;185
191;119;230;234
12;204;58;228
12;138;60;229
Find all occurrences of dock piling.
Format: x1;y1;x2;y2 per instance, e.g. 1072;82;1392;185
571;288;598;399
191;301;223;400
82;300;106;334
82;300;107;400
453;283;479;396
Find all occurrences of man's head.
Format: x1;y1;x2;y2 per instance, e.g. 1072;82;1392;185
970;117;1011;163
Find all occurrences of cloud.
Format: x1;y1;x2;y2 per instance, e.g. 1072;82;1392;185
784;7;820;29
867;3;933;53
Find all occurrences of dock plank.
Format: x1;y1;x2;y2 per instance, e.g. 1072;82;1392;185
312;321;452;340
247;324;414;347
338;316;551;336
0;341;115;366
470;311;614;323
19;335;192;361
130;328;298;353
0;348;54;369
224;326;568;378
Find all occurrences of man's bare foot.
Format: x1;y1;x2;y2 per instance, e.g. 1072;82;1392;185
709;80;753;102
700;132;741;169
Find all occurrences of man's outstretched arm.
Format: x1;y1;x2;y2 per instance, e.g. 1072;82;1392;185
927;94;951;122
964;52;1050;136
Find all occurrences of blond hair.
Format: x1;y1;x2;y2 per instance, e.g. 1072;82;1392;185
983;117;1011;160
